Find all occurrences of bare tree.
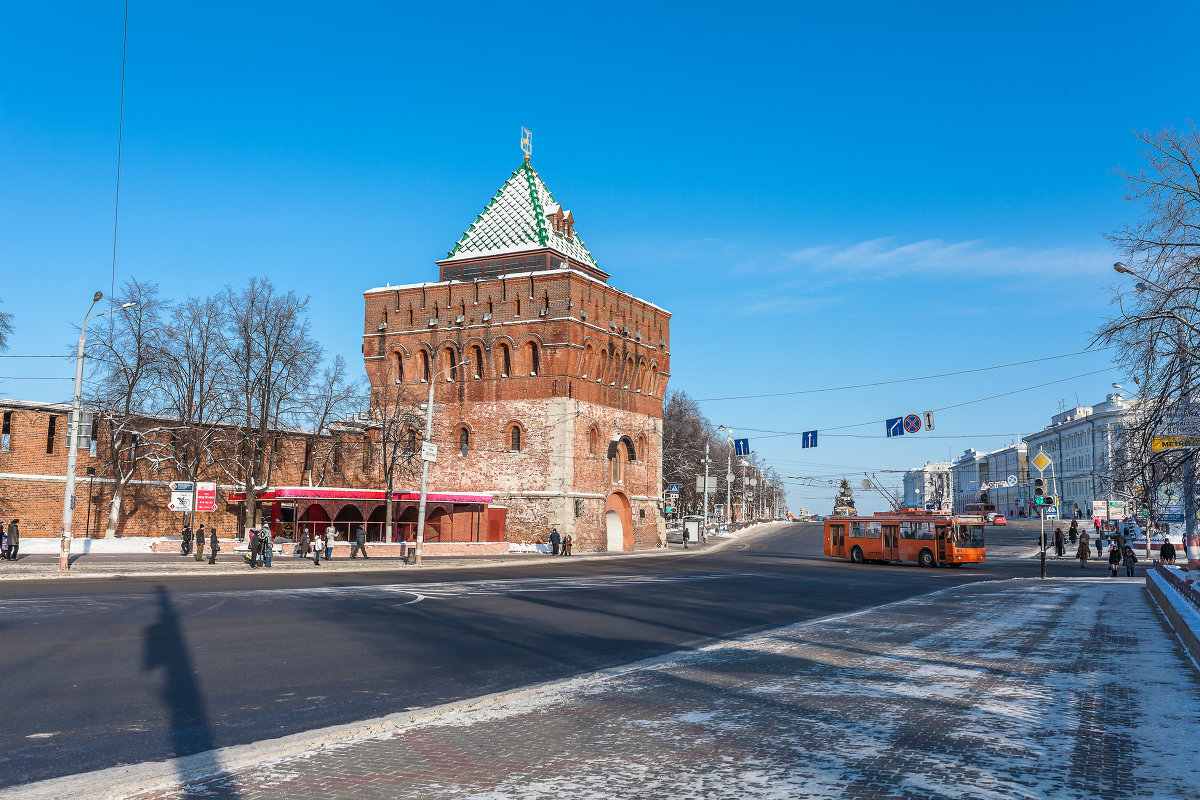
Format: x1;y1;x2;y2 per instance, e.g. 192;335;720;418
369;382;423;539
220;278;322;536
0;297;12;352
1096;124;1200;506
147;294;235;529
301;355;365;487
86;280;167;537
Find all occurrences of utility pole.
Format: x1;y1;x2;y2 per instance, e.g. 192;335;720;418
414;357;468;566
703;440;710;536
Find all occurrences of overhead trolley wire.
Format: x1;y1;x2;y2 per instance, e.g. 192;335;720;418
696;347;1112;402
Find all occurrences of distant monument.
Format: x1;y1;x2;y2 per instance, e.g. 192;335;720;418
833;478;857;517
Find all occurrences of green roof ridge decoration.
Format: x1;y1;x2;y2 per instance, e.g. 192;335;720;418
444;160;599;269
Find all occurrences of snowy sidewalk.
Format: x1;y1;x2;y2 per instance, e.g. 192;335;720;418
31;577;1198;800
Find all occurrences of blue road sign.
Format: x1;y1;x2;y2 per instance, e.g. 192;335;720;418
734;438;750;456
668;483;680;493
903;414;922;434
886;417;905;438
802;430;818;448
1044;506;1059;519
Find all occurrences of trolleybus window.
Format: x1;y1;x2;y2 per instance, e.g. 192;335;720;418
955;524;986;547
850;520;881;538
899;522;935;539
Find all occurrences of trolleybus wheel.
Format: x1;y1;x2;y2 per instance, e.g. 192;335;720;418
918;548;935;568
850;546;864;564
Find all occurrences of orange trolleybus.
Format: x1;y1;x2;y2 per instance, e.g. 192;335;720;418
823;509;987;567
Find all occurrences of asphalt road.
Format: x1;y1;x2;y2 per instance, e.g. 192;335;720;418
0;520;1082;789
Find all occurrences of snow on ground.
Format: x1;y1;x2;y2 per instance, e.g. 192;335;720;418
129;578;1200;800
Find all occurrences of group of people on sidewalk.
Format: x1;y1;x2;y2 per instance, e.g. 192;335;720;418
548;527;573;556
1;519;18;561
179;523;220;564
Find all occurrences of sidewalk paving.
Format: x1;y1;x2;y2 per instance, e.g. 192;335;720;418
44;577;1200;800
0;526;767;581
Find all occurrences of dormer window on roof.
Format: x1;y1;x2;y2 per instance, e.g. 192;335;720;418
437;160;609;283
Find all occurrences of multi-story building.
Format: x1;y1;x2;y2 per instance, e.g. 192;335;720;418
362;157;670;551
951;443;1028;516
902;462;953;511
1023;393;1138;519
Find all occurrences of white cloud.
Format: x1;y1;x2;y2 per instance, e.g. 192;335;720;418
784;237;1113;278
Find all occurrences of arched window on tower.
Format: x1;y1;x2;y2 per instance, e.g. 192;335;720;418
472;345;484;379
445;346;459;381
528;342;540;376
510;425;522;452
498;343;511;378
419;350;430;382
589;426;599;456
393;352;404;383
459;427;470;457
514;297;521;317
581;343;593;378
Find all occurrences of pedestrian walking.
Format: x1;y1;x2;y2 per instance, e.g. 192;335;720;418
262;527;274;567
208;528;220;564
549;527;561;556
324;524;336;560
311;529;322;565
350;524;368;559
1068;520;1078;544
1;526;7;561
1054;527;1065;558
246;528;260;568
1108;545;1121;578
1095;531;1104;560
1122;545;1138;577
194;521;205;561
1077;532;1090;569
181;524;193;556
562;534;573;556
1161;540;1177;565
5;519;18;562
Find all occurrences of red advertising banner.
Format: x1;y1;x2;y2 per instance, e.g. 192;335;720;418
196;482;217;512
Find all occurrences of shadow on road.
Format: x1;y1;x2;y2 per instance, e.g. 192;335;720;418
143;585;242;798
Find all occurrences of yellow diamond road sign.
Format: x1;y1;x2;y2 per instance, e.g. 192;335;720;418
1032;452;1052;472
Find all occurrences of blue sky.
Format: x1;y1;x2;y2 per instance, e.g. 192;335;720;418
3;2;1198;512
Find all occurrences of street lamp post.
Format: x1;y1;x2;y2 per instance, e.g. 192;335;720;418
1114;262;1200;582
413;357;470;566
718;425;732;528
60;293;137;571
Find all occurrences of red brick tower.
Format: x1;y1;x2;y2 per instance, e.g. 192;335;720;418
363;158;670;550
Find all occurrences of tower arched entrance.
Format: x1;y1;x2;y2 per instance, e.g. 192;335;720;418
603;490;634;551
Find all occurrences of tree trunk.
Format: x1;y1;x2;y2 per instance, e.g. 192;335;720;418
384;482;394;544
104;481;124;538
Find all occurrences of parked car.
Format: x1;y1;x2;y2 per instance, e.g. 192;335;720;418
992;514;1007;526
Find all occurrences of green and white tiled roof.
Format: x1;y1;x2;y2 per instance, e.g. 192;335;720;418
444;160;599;268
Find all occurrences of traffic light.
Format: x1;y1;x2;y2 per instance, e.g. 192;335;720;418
1034;478;1045;504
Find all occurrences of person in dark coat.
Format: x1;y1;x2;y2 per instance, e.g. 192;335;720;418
1053;528;1065;557
4;519;18;561
1161;540;1177;565
1068;520;1078;544
195;524;206;561
1095;530;1104;560
208;528;220;564
1122;545;1138;577
549;527;561;556
350;524;369;558
247;529;260;568
1108;545;1121;578
181;524;193;556
1076;532;1090;569
262;527;274;567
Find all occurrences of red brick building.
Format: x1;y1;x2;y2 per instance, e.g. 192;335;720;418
363;158;671;551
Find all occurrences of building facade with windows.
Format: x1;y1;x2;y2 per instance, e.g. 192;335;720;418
362;158;670;551
951;443;1028;516
1023;393;1138;519
902;462;953;511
